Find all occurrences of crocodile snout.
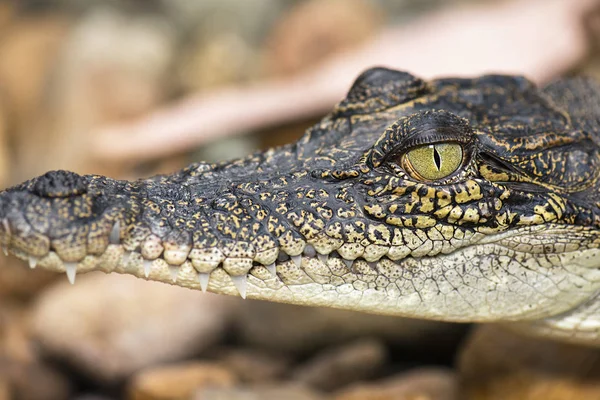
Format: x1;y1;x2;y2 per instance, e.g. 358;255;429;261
0;172;120;274
0;170;89;252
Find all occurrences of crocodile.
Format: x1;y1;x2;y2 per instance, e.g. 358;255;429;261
0;68;599;345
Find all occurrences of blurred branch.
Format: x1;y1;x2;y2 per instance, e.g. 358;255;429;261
91;0;600;166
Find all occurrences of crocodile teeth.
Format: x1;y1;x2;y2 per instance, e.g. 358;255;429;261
342;259;354;270
198;273;210;293
64;262;77;285
109;221;120;244
143;260;152;278
266;263;277;277
28;257;38;269
1;218;10;236
169;266;178;282
317;253;328;264
122;251;133;265
230;275;247;299
291;255;302;268
1;246;7;256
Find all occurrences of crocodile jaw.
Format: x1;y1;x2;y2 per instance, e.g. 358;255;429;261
3;214;599;326
2;68;600;345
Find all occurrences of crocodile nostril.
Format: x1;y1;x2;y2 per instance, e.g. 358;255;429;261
31;170;87;198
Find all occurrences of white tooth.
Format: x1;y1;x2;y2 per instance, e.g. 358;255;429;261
169;266;178;282
65;262;77;285
343;259;354;270
317;253;328;264
143;260;152;278
1;219;10;236
230;275;247;299
266;263;277;277
1;246;7;256
198;273;210;293
28;257;38;269
109;221;120;244
122;251;132;265
291;255;302;267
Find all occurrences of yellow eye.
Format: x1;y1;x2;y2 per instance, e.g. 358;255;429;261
402;143;463;181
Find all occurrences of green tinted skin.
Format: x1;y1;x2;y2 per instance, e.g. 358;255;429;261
403;143;463;181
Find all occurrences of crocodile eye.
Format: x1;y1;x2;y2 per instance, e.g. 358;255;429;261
401;143;463;181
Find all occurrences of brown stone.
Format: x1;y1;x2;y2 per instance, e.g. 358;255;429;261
264;0;382;76
218;348;289;384
196;383;326;400
458;325;600;400
12;8;176;181
0;379;8;400
177;31;257;92
237;301;462;355
0;96;8;189
72;395;114;400
0;303;35;365
0;257;58;301
334;368;458;400
292;338;387;391
128;362;237;400
0;360;73;400
0;303;72;399
31;273;235;383
0;14;71;132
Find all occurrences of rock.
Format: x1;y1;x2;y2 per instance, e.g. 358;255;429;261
0;379;8;400
0;303;35;364
0;2;13;30
0;257;58;301
0;302;72;399
458;325;600;400
72;395;115;400
0;361;73;400
128;362;237;400
31;272;235;383
177;31;257;91
292;338;387;391
14;7;177;181
0;95;8;190
236;301;464;355
264;0;381;76
218;348;290;384
334;368;458;400
159;0;284;40
0;13;71;135
196;383;326;400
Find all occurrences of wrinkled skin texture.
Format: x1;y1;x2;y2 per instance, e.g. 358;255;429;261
1;68;599;345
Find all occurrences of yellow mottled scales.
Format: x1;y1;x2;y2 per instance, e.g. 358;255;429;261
0;68;600;346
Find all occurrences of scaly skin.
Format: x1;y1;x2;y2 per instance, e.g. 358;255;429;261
1;68;599;345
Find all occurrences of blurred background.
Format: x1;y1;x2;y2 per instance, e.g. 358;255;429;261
0;0;599;399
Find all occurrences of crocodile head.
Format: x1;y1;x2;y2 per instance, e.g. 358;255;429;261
1;68;600;342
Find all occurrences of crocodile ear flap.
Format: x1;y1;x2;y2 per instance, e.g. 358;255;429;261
332;67;431;118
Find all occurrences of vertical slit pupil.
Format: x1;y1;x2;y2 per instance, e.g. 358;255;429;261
433;146;442;171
